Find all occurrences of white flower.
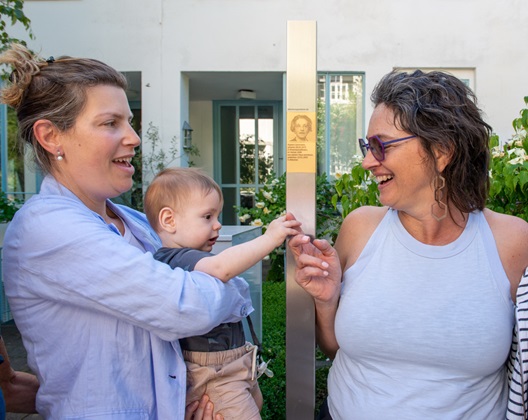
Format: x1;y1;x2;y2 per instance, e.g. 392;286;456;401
262;191;274;201
271;178;279;185
238;214;251;222
491;151;503;158
354;183;368;191
251;219;263;227
256;202;265;208
508;156;524;165
263;207;271;214
507;147;525;158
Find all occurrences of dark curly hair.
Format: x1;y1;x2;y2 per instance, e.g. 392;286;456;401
371;70;491;213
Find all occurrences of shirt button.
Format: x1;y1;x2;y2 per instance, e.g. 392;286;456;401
240;305;248;317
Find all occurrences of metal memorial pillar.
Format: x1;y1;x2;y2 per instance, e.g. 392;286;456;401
285;20;317;419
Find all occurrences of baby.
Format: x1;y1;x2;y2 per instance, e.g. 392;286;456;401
144;167;300;420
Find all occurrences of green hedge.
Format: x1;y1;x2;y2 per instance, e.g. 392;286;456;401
260;281;329;419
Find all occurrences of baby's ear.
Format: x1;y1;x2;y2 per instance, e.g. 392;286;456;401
159;207;177;233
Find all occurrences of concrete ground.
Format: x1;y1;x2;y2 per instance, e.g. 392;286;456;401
2;322;43;419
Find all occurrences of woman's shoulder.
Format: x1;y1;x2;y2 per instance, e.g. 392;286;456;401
482;208;528;238
482;208;528;257
335;206;389;271
482;208;528;291
341;205;389;230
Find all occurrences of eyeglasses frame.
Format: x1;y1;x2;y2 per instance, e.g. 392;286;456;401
358;134;417;162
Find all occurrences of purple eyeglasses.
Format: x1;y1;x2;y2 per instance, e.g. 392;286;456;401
358;135;417;162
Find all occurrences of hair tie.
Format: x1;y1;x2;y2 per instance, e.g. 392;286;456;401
46;56;55;64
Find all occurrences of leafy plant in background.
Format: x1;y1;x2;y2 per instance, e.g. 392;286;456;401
236;173;288;281
235;167;381;281
0;0;34;55
331;157;380;218
487;97;528;221
260;270;339;419
236;173;340;281
260;281;286;419
1;0;34;198
0;191;21;222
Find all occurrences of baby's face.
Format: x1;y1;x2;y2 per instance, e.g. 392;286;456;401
172;189;223;252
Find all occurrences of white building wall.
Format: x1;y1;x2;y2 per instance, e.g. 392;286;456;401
190;101;214;174
18;0;528;175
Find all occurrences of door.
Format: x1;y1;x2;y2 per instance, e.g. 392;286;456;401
214;101;282;225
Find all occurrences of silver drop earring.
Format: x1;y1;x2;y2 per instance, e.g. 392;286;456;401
57;151;63;161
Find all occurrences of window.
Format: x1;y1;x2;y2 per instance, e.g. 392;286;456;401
317;73;365;177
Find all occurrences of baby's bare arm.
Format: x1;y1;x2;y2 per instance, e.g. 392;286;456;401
194;213;301;282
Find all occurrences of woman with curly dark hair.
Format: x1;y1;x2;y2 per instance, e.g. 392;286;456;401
290;70;528;419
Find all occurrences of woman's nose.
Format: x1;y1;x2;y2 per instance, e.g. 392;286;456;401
361;150;381;170
126;125;141;147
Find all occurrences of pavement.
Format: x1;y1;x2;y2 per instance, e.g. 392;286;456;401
2;321;43;419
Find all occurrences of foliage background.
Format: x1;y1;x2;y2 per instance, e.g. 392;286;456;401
0;0;33;54
487;96;528;221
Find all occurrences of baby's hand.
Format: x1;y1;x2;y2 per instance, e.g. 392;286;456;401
265;213;302;247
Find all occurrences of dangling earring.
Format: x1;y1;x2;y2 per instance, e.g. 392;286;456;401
56;151;63;161
431;174;447;221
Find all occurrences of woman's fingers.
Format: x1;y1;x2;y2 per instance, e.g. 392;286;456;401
185;395;217;420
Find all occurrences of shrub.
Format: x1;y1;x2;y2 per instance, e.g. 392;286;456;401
0;191;21;222
260;280;331;419
235;169;380;281
260;281;286;419
487;96;528;221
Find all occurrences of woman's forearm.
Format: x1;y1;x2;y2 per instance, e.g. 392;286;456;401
315;299;339;359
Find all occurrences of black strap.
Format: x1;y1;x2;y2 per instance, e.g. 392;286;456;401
246;315;262;353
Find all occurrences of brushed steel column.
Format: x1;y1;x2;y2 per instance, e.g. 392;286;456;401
285;20;317;419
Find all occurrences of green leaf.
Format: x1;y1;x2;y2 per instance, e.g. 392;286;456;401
520;171;528;189
489;134;499;148
331;194;338;209
522;109;528;130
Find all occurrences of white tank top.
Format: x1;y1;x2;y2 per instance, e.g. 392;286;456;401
329;209;513;419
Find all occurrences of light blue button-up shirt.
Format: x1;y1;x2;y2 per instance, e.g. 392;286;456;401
2;176;253;419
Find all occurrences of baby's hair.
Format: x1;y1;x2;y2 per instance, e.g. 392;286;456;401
144;167;223;232
0;43;128;174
